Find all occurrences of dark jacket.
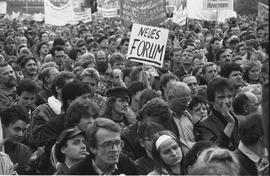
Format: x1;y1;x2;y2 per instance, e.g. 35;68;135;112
234;149;258;175
66;153;138;175
194;109;239;150
135;155;154;175
31;103;57;147
4;142;32;175
121;123;145;160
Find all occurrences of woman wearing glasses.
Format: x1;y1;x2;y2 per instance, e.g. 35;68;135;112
148;130;185;175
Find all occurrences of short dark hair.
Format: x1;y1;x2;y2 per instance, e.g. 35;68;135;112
19;56;37;68
120;37;129;46
188;95;208;111
214;48;227;62
110;52;125;66
138;98;171;123
160;73;179;89
128;81;147;97
0;105;30;126
53;38;65;47
36;41;49;55
50;71;75;98
239;113;264;145
86;118;121;149
65;97;99;128
202;62;216;75
51;46;64;57
16;79;38;96
207;77;234;102
220;62;242;78
210;37;220;44
61;81;90;111
137;121;164;139
138;89;161;110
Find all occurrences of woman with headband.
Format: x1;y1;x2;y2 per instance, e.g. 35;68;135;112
148;130;184;175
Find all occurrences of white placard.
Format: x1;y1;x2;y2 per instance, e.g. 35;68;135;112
0;1;7;14
74;8;92;24
44;0;74;26
203;0;233;11
127;23;169;68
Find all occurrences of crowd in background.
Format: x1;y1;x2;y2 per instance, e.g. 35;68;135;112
0;13;269;175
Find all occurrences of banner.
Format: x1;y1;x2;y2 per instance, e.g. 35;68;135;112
119;0;167;26
203;0;233;10
44;0;74;26
74;8;92;23
97;7;118;18
258;2;269;20
127;23;169;67
0;1;7;14
187;0;236;22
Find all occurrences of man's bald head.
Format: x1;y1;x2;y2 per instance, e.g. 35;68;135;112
168;81;191;98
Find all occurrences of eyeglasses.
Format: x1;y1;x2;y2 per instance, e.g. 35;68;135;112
98;140;124;151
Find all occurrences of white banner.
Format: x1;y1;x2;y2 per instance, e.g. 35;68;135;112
258;2;269;20
187;0;236;22
127;23;169;68
0;1;7;14
44;0;74;26
73;8;92;24
97;7;118;18
203;0;233;10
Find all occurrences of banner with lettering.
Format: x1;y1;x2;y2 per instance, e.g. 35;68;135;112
119;0;167;26
127;23;169;67
97;7;119;18
258;2;269;20
203;0;233;11
187;0;236;22
44;0;74;26
74;8;92;23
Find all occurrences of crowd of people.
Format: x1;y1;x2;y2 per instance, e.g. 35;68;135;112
0;12;269;175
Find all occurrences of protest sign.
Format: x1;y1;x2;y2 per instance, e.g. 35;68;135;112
0;1;7;14
258;2;269;20
127;23;169;67
44;0;74;26
119;0;166;26
97;7;118;18
203;0;233;10
74;8;92;23
187;0;236;22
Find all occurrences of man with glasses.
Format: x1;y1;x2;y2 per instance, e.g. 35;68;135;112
166;81;195;155
66;118;138;175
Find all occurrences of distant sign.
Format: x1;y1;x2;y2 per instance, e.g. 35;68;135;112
258;2;269;20
119;0;167;26
74;8;92;23
44;0;74;26
127;23;169;67
0;1;7;14
203;0;233;10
